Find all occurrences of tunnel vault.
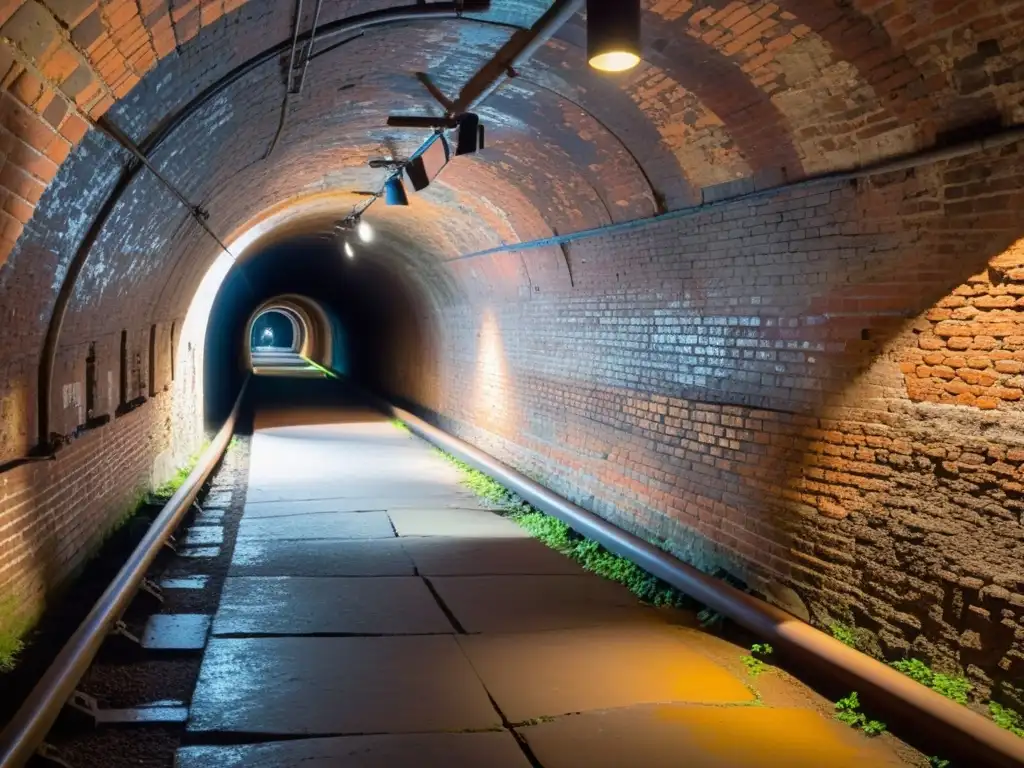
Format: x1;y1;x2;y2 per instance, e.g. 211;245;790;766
0;0;1023;708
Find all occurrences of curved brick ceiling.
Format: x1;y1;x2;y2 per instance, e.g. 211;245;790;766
0;0;1022;456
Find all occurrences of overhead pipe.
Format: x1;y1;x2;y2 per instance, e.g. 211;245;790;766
379;397;1024;768
450;0;586;115
34;1;492;452
0;379;249;768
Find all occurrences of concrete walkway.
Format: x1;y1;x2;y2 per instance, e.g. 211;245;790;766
176;404;909;767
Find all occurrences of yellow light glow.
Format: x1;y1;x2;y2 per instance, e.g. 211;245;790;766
589;50;640;72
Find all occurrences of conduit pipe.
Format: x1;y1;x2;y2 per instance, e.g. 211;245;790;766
382;399;1024;768
0;379;249;768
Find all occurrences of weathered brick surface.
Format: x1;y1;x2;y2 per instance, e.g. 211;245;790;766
348;140;1024;701
0;393;171;628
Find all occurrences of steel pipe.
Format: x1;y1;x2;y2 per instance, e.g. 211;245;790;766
382;399;1024;768
0;378;249;768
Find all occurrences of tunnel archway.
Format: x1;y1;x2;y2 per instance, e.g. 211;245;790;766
250;308;299;352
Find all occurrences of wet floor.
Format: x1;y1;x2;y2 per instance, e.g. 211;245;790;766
175;401;913;767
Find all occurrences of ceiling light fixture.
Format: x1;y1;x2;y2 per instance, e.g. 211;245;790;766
344;241;354;258
357;220;374;243
587;0;641;73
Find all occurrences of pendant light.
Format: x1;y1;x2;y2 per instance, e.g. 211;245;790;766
587;0;641;73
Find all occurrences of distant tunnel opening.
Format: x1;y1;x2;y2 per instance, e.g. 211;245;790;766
250;309;298;351
203;225;441;428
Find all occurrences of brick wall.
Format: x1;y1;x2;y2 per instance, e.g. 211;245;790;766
0;392;172;630
373;138;1024;703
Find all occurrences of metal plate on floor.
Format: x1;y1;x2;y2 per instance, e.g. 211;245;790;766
183;527;223;546
160;576;209;590
142;614;212;650
96;705;190;725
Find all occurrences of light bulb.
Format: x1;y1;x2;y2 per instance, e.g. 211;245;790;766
357;220;373;243
344;241;354;258
589;51;640;72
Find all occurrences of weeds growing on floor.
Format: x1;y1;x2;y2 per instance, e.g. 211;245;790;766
740;643;774;677
437;450;689;608
834;692;886;736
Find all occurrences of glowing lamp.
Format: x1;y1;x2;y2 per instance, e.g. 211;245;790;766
587;0;641;73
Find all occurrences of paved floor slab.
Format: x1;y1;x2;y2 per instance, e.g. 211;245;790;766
189;636;502;734
230;538;414;577
240;498;385;518
517;705;905;767
458;626;754;723
212;577;453;636
389;508;529;538
142;614;211;650
402;537;584;576
237;511;395;541
176;732;530;768
430;575;657;633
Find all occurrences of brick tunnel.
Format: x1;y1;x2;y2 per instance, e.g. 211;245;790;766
1;0;1024;763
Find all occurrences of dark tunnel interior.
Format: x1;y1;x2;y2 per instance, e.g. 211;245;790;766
204;232;433;428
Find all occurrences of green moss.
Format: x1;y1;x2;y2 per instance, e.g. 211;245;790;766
889;659;971;705
834;692;886;736
153;441;210;498
389;419;410;434
928;757;951;768
437;451;689;608
0;595;35;673
829;621;860;649
741;643;774;677
990;702;1024;738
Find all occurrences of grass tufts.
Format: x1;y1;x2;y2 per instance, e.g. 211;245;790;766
153;441;210;498
990;702;1024;738
0;596;31;673
740;643;774;677
829;621;860;649
834;692;886;736
889;659;971;705
437;451;689;608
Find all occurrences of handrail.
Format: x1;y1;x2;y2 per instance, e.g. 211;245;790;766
0;378;250;767
381;397;1024;768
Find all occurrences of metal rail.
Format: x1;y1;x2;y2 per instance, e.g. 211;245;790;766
381;398;1024;768
0;379;250;768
